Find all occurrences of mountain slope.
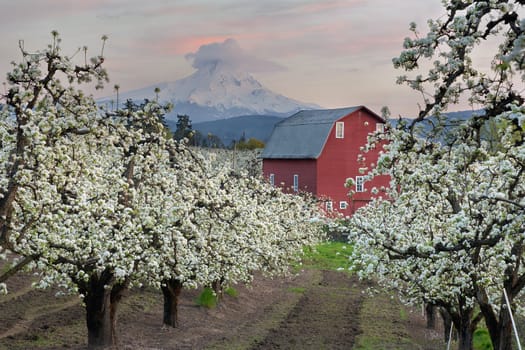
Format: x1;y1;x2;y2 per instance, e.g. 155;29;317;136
191;115;284;146
101;62;319;123
179;109;483;148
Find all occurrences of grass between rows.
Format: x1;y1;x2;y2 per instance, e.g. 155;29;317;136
305;240;495;350
0;241;499;349
300;241;354;272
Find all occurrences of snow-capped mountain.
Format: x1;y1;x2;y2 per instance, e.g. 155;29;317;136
101;62;320;122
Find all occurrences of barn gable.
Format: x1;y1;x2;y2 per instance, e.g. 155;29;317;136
261;106;382;159
262;105;389;216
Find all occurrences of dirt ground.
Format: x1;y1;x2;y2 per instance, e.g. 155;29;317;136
0;269;445;349
251;270;363;349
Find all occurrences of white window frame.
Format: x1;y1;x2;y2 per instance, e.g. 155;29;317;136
269;173;275;186
335;122;344;138
293;174;299;192
326;201;333;211
339;201;348;210
376;123;385;133
356;176;365;192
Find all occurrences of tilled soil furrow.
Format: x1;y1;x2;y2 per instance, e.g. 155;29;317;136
251;270;363;350
0;298;80;340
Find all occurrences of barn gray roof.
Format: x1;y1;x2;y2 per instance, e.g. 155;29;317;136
261;106;370;159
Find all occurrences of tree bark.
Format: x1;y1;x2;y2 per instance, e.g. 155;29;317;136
109;281;127;346
211;278;224;303
476;285;500;347
80;271;127;349
477;283;517;349
448;305;476;350
439;308;454;343
425;303;436;329
457;322;474;350
494;302;514;350
85;285;113;348
437;305;477;349
161;278;183;328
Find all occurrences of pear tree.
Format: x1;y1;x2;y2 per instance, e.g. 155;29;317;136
0;33;174;347
346;1;525;349
0;33;325;348
135;147;324;327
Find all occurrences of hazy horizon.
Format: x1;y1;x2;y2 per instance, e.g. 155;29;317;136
0;1;491;118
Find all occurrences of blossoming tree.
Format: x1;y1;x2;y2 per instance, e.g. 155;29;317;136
135;146;324;327
346;1;525;349
0;32;109;286
1;33;325;348
0;33;182;347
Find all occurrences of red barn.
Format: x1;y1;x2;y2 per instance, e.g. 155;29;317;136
261;106;389;216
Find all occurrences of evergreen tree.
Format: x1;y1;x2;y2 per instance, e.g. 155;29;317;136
173;114;193;142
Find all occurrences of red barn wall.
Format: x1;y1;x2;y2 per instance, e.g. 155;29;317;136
262;159;317;194
317;109;390;216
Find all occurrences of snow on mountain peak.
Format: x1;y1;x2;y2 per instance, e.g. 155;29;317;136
102;39;320;122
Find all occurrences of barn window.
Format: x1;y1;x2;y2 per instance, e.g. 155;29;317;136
293;174;299;192
269;173;275;186
326;201;333;211
339;201;348;210
376;123;385;133
356;176;365;192
335;122;344;138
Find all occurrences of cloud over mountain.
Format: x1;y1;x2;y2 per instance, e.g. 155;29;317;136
100;39;319;122
185;38;286;73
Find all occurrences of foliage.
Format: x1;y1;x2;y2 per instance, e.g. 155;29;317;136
173;114;193;141
193;130;225;148
234;137;265;150
170;115;225;148
123;98;173;138
473;328;493;350
224;286;238;298
196;287;218;308
196;147;263;178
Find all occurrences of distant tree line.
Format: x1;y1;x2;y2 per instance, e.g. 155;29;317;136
173;114;265;150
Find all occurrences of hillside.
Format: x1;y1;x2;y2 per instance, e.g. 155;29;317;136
166;109;483;148
192;115;283;145
100;57;319;123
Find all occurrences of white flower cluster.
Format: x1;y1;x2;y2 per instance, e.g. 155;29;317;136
341;1;525;345
343;112;525;339
0;35;325;300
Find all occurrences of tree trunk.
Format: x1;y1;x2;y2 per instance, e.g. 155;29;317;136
425;303;436;329
161;278;182;328
477;286;516;350
440;299;481;350
211;278;224;302
476;286;500;348
109;281;127;346
81;271;127;349
457;322;474;350
494;305;514;350
449;306;476;350
439;308;454;343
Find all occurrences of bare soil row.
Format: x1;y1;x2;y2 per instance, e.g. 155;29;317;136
0;269;444;349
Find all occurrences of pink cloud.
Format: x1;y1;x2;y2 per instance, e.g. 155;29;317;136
185;38;286;73
156;35;233;55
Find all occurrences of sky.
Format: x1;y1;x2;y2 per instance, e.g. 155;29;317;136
0;0;459;118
